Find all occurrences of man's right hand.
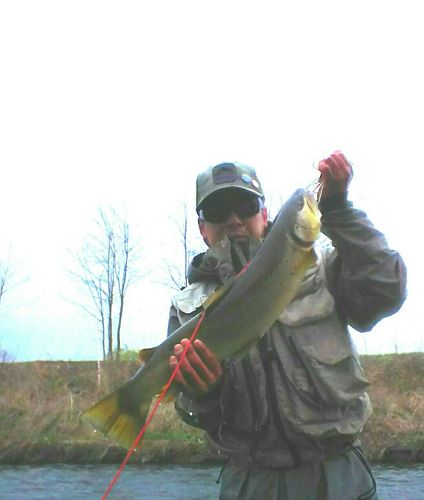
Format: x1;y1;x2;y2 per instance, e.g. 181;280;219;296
317;150;353;199
169;338;223;397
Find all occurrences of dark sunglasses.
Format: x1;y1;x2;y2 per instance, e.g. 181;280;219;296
199;197;263;223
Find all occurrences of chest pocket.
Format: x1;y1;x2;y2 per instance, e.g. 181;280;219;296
279;251;335;327
171;281;218;325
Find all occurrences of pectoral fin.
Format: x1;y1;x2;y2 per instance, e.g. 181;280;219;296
138;347;156;365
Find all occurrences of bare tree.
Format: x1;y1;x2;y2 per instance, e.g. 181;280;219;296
164;201;205;290
71;208;142;361
0;257;18;362
114;215;137;360
0;345;15;362
0;255;18;313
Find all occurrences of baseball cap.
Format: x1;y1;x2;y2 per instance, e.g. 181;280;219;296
196;162;264;210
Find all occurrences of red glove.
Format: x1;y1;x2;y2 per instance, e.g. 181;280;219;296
318;150;353;199
169;338;223;397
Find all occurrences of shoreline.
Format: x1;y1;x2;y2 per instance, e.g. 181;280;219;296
1;440;424;466
0;441;219;466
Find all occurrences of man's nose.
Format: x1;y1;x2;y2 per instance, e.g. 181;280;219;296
225;211;243;225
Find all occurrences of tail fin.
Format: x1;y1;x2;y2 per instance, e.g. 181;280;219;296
81;381;151;450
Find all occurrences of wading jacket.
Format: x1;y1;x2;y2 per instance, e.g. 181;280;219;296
167;196;407;469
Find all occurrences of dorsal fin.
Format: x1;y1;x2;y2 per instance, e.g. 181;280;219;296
138;347;156;365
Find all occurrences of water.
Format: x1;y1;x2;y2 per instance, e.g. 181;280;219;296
0;463;423;499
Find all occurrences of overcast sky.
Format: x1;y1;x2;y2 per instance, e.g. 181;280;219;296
1;1;423;361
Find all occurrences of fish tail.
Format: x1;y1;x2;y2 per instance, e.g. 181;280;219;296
81;380;151;450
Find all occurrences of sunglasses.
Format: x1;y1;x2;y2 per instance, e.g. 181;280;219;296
199;197;263;223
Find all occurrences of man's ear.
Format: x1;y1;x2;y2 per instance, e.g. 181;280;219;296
198;219;206;236
261;207;268;226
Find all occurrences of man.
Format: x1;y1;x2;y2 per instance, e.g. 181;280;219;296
167;152;407;499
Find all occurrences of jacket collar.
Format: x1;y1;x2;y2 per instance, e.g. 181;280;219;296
188;236;263;285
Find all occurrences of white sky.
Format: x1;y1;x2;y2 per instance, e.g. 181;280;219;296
1;1;423;360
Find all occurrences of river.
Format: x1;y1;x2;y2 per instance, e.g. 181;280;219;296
0;464;423;499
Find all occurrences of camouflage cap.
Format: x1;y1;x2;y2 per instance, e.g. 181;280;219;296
196;162;264;210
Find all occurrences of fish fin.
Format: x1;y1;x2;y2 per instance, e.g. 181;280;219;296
138;346;156;364
81;380;151;450
202;278;235;310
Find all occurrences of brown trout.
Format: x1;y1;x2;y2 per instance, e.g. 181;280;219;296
81;188;321;449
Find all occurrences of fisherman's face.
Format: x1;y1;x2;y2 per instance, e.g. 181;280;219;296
198;189;268;246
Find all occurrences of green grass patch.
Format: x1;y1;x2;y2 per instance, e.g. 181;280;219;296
145;429;205;443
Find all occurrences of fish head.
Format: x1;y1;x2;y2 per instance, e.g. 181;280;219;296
292;190;321;246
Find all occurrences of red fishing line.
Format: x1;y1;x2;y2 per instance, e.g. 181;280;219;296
101;310;207;499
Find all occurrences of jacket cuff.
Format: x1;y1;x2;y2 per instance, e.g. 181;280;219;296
174;384;223;427
318;192;352;215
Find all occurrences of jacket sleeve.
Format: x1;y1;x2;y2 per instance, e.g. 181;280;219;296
167;304;225;432
319;194;407;332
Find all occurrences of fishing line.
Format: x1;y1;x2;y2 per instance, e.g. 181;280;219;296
101;310;207;500
305;171;323;204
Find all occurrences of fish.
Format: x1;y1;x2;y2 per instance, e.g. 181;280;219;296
81;188;321;449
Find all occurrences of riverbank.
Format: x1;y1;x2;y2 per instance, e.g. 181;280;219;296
0;353;423;465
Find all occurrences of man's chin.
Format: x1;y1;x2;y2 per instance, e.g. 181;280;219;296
227;233;250;240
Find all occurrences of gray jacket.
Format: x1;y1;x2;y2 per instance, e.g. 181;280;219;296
167;196;407;469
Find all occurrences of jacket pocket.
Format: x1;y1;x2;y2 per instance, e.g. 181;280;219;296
290;315;369;406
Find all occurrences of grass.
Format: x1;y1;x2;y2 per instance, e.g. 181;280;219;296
360;353;424;460
0;353;423;464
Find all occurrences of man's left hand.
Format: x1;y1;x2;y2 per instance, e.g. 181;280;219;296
318;150;353;199
169;338;223;397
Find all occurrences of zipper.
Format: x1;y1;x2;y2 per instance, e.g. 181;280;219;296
241;357;263;432
258;335;301;467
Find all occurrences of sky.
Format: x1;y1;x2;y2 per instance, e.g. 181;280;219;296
0;1;423;361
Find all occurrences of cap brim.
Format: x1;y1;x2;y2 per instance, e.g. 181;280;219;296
197;185;264;210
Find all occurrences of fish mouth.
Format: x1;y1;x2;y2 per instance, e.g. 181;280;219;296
291;192;321;246
304;191;321;217
291;226;317;248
